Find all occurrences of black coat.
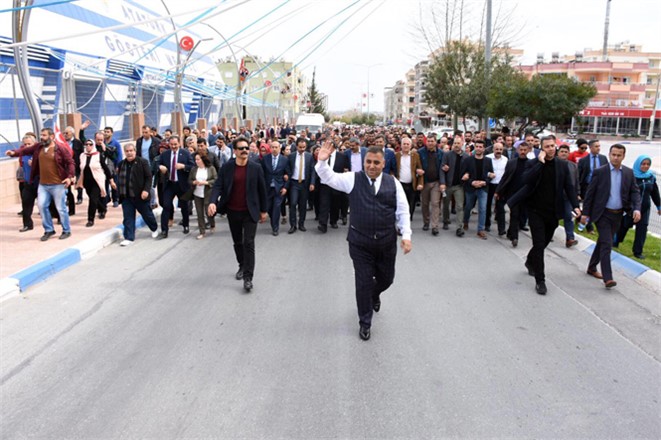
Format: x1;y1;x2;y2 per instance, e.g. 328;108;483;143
116;157;152;202
577;153;608;197
462;156;494;192
508;158;579;219
210;159;267;223
582;165;641;223
495;157;529;201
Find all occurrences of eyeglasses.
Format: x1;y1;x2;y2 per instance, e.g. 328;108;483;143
85;142;93;146
235;146;250;151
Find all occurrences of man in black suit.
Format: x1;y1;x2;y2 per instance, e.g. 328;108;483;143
261;140;290;236
208;136;267;292
508;136;581;295
288;137;315;234
157;135;194;238
462;139;495;239
495;142;531;247
581;144;641;288
317;140;349;233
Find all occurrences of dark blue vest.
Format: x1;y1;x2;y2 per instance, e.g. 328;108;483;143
348;172;397;246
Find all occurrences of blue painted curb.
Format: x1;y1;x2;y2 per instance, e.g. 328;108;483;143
10;248;81;291
582;244;649;279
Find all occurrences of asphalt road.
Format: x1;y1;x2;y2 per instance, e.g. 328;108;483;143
1;214;660;439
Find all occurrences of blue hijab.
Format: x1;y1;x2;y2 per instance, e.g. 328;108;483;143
633;155;653;179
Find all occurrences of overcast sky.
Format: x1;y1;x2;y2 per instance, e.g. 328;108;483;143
161;0;660;111
50;0;661;112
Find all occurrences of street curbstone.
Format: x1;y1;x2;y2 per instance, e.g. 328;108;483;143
10;248;81;291
0;277;20;301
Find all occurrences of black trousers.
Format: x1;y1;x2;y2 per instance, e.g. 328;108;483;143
288;180;309;227
401;182;416;220
227;209;258;280
318;183;341;226
526;209;558;283
507;203;525;240
84;183;106;222
485;183;497;229
161;182;189;232
20;182;37;228
348;240;397;329
588;210;622;282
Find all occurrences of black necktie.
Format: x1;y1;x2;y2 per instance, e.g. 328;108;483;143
370;178;376;195
328;153;332;169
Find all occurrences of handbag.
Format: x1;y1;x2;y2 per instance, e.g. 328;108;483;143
16;165;25;181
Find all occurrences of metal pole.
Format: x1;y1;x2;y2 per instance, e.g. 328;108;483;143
647;72;661;141
367;66;370;118
484;0;492;138
602;0;611;61
12;0;43;133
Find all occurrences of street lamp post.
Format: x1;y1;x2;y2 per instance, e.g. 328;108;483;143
366;63;382;118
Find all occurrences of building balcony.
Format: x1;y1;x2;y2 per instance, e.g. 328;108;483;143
594;82;647;92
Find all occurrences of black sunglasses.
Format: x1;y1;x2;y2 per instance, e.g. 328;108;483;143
85;142;93;146
234;146;250;151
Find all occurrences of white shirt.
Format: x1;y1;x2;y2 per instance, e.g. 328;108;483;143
194;168;208;198
293;151;306;181
399;154;412;184
486;153;507;184
350;150;362;172
315;160;412;240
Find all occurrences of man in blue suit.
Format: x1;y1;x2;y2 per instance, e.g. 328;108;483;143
157;135;194;238
288;138;315;234
261;140;290;236
374;135;396;175
345;137;367;172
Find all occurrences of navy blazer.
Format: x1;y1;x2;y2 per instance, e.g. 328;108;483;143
383;148;397;176
418;147;444;184
582;164;641;223
508;158;579;219
210;159;267;223
158;148;194;191
577;153;608;197
261;153;290;192
288;151;315;184
344;147;367;171
463;156;494;193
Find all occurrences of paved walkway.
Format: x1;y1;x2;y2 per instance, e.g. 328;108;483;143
0;199;126;279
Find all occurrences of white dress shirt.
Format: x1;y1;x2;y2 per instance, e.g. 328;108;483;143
399;154;412;184
485;153;507;184
315;160;412;240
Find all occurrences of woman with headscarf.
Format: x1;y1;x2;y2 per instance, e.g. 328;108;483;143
76;139;114;227
614;155;660;259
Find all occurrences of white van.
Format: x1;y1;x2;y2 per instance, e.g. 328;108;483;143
295;113;325;135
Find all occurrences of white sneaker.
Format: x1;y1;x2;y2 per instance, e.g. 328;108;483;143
151;230;159;238
120;239;133;247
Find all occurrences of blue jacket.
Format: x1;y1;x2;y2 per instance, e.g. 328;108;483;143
261;153;290;192
344;147;367;171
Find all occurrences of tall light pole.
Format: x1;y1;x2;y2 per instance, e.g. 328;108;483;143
366;63;382;118
484;0;492;137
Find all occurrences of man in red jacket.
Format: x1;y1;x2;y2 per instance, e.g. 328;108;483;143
6;128;76;241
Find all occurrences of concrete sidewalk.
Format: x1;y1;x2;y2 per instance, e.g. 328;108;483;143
0;199;161;299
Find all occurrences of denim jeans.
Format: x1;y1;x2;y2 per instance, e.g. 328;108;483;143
464;188;488;231
121;197;158;241
38;184;70;233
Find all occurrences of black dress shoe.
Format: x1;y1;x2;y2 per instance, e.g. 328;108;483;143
17;211;23;216
535;281;547;295
40;231;56;241
511;239;518;247
298;225;307;232
76;199;83;205
359;326;371;341
634;254;645;260
98;212;106;219
330;223;338;229
318;224;327;233
525;261;535;277
59;232;71;240
442;223;449;230
422;223;429;231
244;279;253;292
341;217;347;225
456;228;464;237
85;221;94;227
178;220;184;226
288;226;297;234
19;226;33;232
158;231;168;239
272;230;279;236
520;226;529;231
183;226;190;234
235;269;243;280
373;299;381;312
432;228;439;236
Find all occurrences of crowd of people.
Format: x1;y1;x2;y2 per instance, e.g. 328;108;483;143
7;122;657;296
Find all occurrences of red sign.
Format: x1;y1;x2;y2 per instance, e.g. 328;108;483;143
579;107;661;118
265;80;272;87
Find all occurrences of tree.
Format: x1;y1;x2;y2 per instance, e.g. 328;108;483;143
307;67;328;120
425;40;518;129
487;73;597;134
